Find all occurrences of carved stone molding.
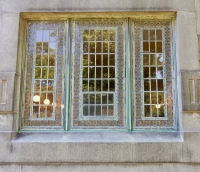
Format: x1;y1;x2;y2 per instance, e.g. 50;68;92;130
182;71;200;111
0;72;15;112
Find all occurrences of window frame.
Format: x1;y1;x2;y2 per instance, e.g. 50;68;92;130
19;13;178;132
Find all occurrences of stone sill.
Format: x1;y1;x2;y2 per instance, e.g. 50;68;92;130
12;131;183;143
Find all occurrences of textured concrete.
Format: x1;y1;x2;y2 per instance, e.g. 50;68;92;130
1;0;195;13
0;114;13;131
177;12;199;70
0;13;19;72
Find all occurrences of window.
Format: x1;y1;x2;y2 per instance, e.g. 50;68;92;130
20;17;177;131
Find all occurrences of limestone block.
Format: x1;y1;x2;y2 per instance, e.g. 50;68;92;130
0;114;13;131
0;13;19;72
19;163;200;172
177;12;199;70
0;164;20;172
0;73;15;112
1;0;195;13
181;71;200;111
183;112;200;131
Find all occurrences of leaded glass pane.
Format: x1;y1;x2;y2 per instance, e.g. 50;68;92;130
71;19;126;130
132;20;174;129
22;21;65;130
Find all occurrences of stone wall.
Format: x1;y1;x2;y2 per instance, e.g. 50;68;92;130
1;0;200;171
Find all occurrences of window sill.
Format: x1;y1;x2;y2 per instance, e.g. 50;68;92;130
13;131;183;143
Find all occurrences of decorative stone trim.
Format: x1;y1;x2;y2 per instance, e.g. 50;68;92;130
0;72;15;112
181;71;200;111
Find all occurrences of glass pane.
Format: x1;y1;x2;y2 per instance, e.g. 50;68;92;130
82;67;88;78
36;55;41;66
157;42;162;53
150;30;155;40
151;92;157;104
143;30;148;40
90;106;95;116
33;106;39;118
48;80;54;91
109;67;115;78
103;42;108;53
90;42;95;53
89;55;95;66
48;67;54;79
157;67;163;79
43;30;49;42
49;30;57;42
41;80;47;91
96;67;101;78
82;80;88;91
89;67;95;78
83;42;88;53
96;94;101;104
43;42;49;53
143;67;149;78
83;106;88;116
89;81;94;91
49;54;55;66
36;42;42;53
108;93;114;104
96;55;101;66
150;54;156;65
49;42;56;53
35;67;41;79
150;42;155;53
110;30;115;41
158;105;164;117
103;80;108;91
90;94;95;104
156;54;163;65
36;30;42;42
103;30;108;41
83;30;89;41
158;92;164;104
90;30;95;41
152;105;157;117
109;42;115;53
156;30;162;40
96;30;102;41
96;80;101;91
144;105;150;117
42;55;48;66
103;55;108;66
143;42;149;53
96;106;101;116
144;79;150;91
150;67;156;78
34;80;40;91
143;54;149;65
102;94;107;104
96;42;101;53
157;79;163;91
151;79;156;91
144;92;150;104
103;68;108;78
108;105;114;116
109;54;115;65
47;106;53;117
83;55;88;66
83;94;89;104
109;80;115;91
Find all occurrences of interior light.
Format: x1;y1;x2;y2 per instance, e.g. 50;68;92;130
156;104;161;108
33;95;40;103
44;99;50;105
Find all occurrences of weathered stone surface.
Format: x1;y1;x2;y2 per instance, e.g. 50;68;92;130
0;13;19;72
1;0;195;13
177;12;199;70
0;114;13;131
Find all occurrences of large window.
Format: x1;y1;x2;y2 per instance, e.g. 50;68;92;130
20;18;177;131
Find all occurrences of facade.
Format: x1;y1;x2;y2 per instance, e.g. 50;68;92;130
0;0;200;171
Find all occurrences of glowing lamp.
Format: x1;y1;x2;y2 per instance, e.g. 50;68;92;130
33;95;40;103
44;99;50;105
156;104;161;108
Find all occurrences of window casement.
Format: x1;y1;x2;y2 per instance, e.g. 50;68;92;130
20;17;177;131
